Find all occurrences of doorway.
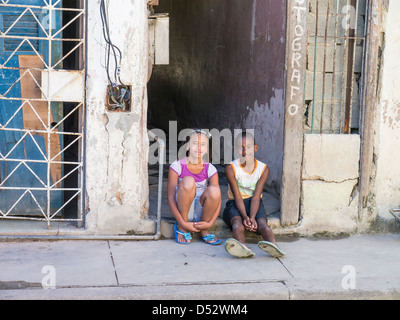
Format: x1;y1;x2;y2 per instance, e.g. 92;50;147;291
147;0;287;225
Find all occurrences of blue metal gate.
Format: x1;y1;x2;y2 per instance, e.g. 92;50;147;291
0;0;85;227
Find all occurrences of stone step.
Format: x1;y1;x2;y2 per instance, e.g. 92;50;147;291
160;216;282;241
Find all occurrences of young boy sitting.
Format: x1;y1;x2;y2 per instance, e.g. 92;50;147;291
223;132;286;258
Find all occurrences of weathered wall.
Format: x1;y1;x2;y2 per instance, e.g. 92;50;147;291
85;0;153;234
374;0;400;220
148;0;287;193
300;134;360;234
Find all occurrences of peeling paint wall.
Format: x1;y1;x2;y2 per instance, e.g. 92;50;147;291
85;0;152;234
375;0;400;220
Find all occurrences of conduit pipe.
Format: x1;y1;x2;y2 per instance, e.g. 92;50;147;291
0;132;165;241
390;208;400;222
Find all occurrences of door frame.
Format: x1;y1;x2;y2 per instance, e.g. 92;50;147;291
280;0;382;226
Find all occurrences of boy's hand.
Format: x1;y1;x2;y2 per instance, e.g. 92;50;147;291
249;218;258;232
243;216;252;230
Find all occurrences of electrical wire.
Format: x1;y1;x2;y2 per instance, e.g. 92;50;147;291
99;0;125;86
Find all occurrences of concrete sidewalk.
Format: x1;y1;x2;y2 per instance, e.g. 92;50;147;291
0;234;399;300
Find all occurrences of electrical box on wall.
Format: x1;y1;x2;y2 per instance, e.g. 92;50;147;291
148;13;169;65
106;84;132;113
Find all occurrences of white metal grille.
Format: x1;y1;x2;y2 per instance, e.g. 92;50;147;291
0;0;86;228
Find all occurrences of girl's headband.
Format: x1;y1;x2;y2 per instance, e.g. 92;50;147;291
190;129;212;139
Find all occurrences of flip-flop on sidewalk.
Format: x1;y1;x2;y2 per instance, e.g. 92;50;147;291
202;234;222;246
224;238;255;258
258;241;286;258
174;223;192;245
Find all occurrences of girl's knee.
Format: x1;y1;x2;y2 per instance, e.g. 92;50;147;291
206;185;221;201
179;176;196;192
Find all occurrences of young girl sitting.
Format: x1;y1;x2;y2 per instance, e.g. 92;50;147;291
167;129;222;245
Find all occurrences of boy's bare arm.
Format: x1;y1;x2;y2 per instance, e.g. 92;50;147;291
249;166;270;220
225;165;247;220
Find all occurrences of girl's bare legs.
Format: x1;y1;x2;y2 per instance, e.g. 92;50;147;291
199;185;221;242
176;176;196;243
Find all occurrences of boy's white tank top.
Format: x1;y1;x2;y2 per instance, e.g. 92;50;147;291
228;159;267;200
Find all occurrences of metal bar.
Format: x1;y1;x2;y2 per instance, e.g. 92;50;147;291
47;0;54;228
52;41;84;69
348;0;361;134
22;162;48;188
0;3;85;12
320;0;332;133
0;162;24;188
358;0;369;131
330;0;340;133
51;164;82;189
0;96;80;102
50;102;83;132
49;190;81;219
340;0;350;133
1;159;83;165
0;127;84;137
344;0;357;134
75;0;86;228
52;11;85;39
50;135;82;161
311;0;319;134
1;216;82;222
0;36;85;42
148;131;165;239
0;187;83;191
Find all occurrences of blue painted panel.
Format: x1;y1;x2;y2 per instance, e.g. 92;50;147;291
0;1;63;216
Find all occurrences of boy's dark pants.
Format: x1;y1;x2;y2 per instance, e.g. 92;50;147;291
223;197;268;229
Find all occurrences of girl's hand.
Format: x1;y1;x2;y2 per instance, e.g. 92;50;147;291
193;221;211;231
182;221;200;233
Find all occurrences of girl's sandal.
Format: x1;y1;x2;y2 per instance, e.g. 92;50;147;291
201;234;222;246
174;223;192;245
